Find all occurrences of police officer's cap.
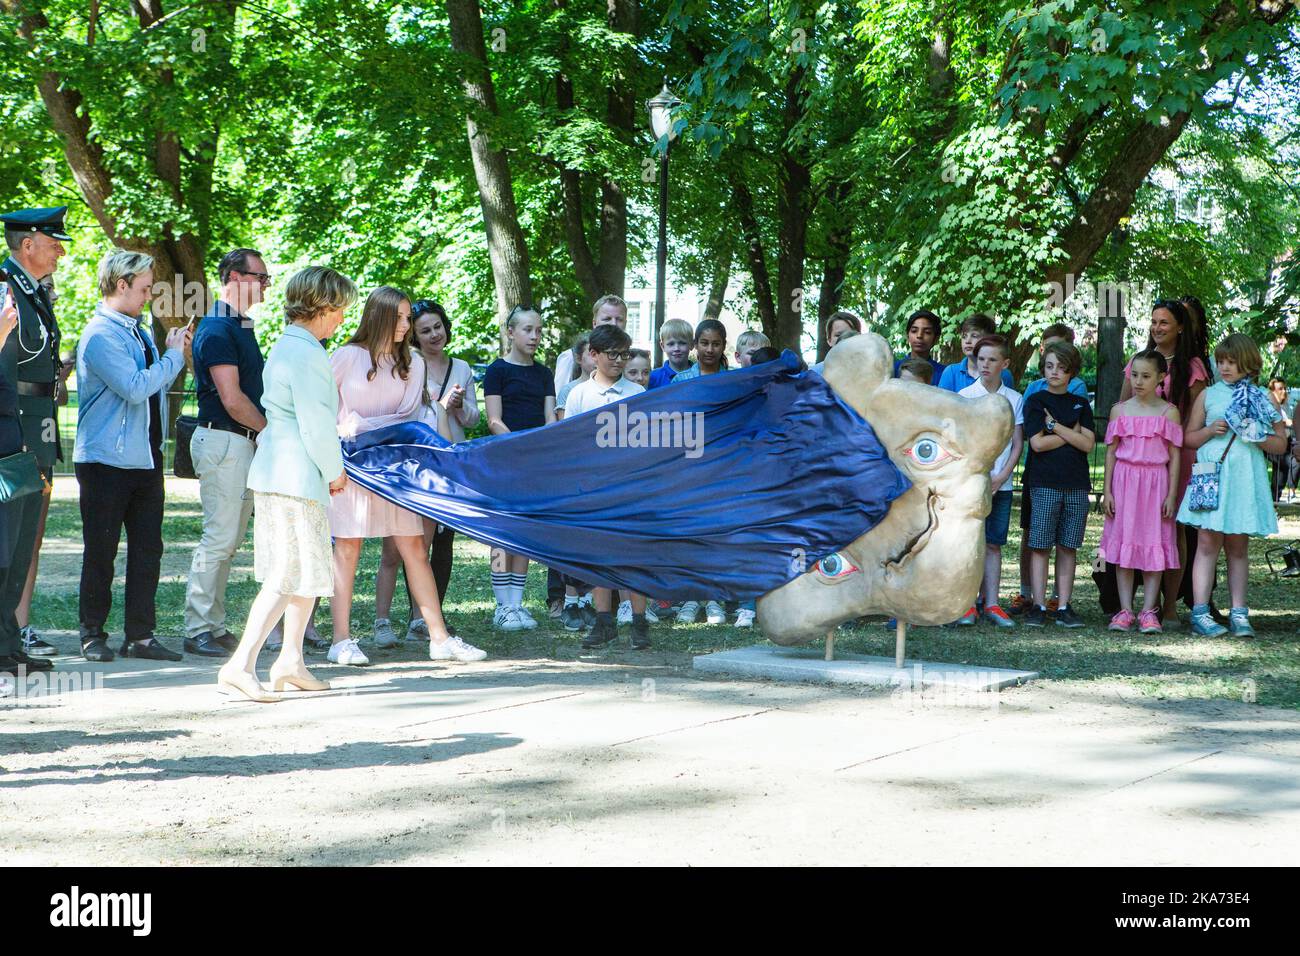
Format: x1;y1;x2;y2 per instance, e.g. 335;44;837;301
0;206;72;242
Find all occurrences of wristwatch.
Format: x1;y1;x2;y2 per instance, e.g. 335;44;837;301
1045;419;1056;433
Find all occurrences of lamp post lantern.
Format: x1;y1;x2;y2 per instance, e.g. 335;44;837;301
647;81;681;367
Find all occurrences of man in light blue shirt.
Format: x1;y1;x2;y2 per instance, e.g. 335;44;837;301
74;251;189;663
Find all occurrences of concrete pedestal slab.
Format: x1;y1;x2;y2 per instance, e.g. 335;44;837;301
693;644;1037;692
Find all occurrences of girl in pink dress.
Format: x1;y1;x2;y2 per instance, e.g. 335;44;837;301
1101;350;1184;634
1118;299;1209;627
327;286;485;667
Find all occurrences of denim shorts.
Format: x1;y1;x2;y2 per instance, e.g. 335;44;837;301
985;489;1013;547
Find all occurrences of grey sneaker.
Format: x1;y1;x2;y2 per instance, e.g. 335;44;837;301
560;603;584;631
373;618;399;649
1190;607;1228;638
1228;607;1255;638
406;618;430;641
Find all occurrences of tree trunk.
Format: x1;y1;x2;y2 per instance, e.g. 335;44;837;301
816;258;845;362
1040;0;1295;295
702;241;732;322
732;181;776;335
596;0;637;298
10;0;216;442
446;0;533;333
816;181;851;361
1096;283;1127;420
1046;112;1192;294
556;67;601;302
773;64;812;352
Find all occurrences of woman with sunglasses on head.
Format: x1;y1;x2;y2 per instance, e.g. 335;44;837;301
373;300;481;646
1117;298;1210;628
328;286;485;666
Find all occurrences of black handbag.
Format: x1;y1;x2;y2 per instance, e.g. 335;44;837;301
173;415;199;479
0;450;44;502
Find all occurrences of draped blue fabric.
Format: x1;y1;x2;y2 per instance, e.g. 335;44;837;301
342;351;909;600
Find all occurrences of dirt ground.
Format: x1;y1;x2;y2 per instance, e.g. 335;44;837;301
4;482;1299;865
4;646;1300;865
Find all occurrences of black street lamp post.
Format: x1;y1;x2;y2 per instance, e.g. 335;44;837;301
647;81;681;367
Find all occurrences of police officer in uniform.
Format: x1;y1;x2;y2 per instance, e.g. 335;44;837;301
1;207;69;658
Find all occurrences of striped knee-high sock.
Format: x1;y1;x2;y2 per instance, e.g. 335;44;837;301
491;572;511;608
508;572;528;608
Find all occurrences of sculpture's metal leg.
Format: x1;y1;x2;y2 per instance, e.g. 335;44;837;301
824;630;835;661
895;620;907;669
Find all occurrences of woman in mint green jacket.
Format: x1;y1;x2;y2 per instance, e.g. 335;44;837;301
218;267;357;702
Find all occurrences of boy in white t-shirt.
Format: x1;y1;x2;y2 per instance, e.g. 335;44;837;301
564;325;652;650
957;335;1024;628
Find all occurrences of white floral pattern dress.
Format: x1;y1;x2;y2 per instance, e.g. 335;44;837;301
254;492;335;597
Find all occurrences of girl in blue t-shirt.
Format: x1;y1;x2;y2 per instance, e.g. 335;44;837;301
669;320;741;626
483;306;556;631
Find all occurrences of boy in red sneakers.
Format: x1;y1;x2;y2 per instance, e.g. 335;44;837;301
955;336;1024;627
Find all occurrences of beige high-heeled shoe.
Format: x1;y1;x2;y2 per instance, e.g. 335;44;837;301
268;663;330;692
216;666;279;703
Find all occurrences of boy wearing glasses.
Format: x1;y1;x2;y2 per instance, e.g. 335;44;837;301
562;325;652;649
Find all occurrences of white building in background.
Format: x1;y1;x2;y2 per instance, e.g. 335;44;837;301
618;269;757;357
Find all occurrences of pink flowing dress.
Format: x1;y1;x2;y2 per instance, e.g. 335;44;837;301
1098;414;1184;571
327;345;427;538
1124;355;1206;506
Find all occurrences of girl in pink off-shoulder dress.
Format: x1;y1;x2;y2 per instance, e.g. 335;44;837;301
1101;350;1184;635
325;286;485;667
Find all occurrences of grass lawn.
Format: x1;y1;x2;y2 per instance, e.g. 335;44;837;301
32;478;1300;709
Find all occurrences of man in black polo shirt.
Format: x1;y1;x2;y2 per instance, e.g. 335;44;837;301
183;249;268;657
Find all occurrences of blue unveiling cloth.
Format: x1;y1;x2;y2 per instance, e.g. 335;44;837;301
342;351;910;600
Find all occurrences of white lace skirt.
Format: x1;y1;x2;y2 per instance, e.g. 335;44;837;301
253;492;334;597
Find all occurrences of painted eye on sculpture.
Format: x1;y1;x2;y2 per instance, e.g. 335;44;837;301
815;552;860;580
906;436;952;467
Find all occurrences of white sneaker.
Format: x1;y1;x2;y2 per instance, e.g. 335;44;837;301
644;604;659;624
516;605;538;627
735;608;756;628
429;635;487;662
493;606;527;631
406;618;429;641
327;638;370;666
373;619;399;649
676;600;701;624
617;600;633;624
705;600;726;624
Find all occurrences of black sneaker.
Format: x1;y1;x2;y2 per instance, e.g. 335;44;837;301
631;620;651;650
581;619;617;649
20;626;56;657
578;603;597;628
1054;604;1085;629
560;603;583;631
1023;605;1047;628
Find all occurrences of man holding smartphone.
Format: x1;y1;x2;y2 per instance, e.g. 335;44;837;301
1;206;69;659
